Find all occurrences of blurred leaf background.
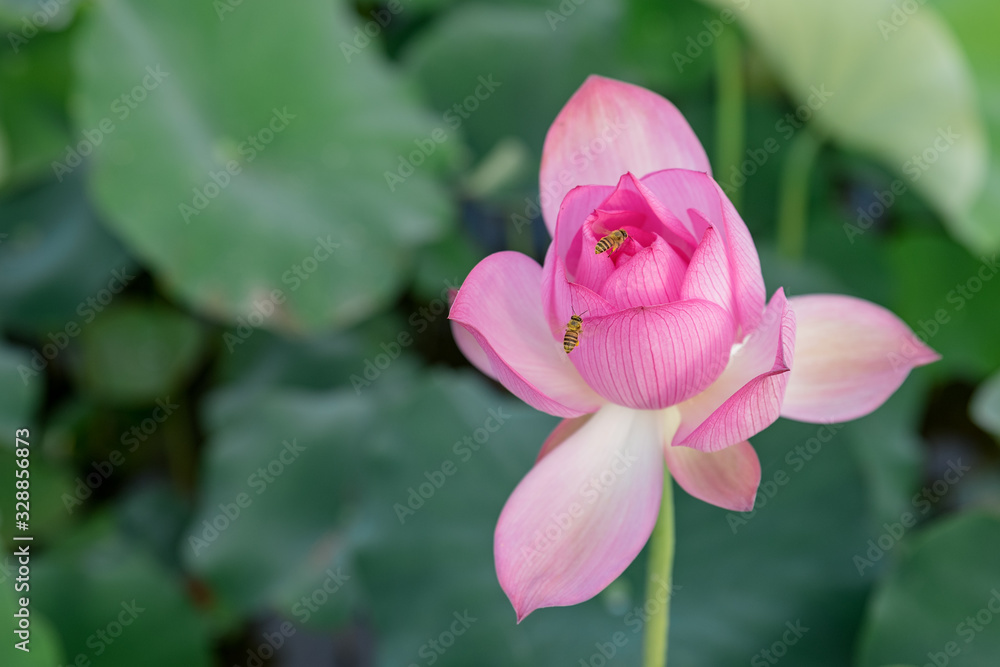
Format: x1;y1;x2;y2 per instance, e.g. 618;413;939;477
1;0;1000;665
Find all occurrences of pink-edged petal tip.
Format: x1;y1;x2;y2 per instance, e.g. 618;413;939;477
780;294;940;423
495;404;663;621
450;251;604;418
539;76;711;236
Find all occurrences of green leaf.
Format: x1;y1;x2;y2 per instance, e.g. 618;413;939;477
970;370;1000;440
703;0;991;251
0;340;42;436
931;0;1000;256
403;2;625;167
0;29;73;185
857;512;1000;667
0;0;80;31
0;173;135;337
668;417;872;665
33;517;213;667
74;0;454;333
73;302;205;406
887;232;1000;378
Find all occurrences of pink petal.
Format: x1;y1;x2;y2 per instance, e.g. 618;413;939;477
495;404;664;621
539;76;711;236
665;440;761;512
540;243;616;341
680;225;734;328
570;300;734;410
675;290;795;452
450;251;605;417
554;184;616;271
536;414;593;462
780;294;940;423
450;320;497;381
599;236;687;308
641;170;766;335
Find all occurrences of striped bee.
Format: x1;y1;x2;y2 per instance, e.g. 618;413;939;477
563;314;583;354
594;229;628;254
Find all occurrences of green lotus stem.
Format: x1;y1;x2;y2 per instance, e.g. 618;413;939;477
715;28;745;211
642;467;675;667
777;129;823;260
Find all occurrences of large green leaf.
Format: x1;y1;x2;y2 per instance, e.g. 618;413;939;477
857;513;1000;667
931;0;1000;259
0;173;134;337
74;0;454;333
887;232;1000;378
33;517;214;667
702;0;991;251
0;29;72;185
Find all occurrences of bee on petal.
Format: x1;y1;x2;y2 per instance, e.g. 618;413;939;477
594;229;628;254
563;314;583;354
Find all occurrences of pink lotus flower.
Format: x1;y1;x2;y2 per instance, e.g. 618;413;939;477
448;76;938;621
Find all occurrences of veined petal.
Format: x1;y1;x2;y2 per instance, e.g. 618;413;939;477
541;244;615;341
599;236;687;309
641;169;766;334
536;413;593;462
675;290;795;451
450;251;604;417
570;300;734;410
680;225;734;327
780;294;940;423
663;406;759;512
450;320;497;381
539;76;711;236
495;404;663;621
665;439;761;512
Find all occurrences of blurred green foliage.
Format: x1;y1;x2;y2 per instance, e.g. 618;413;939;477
1;0;999;665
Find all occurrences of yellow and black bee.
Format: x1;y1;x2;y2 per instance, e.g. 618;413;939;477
594;229;628;254
563;314;583;354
